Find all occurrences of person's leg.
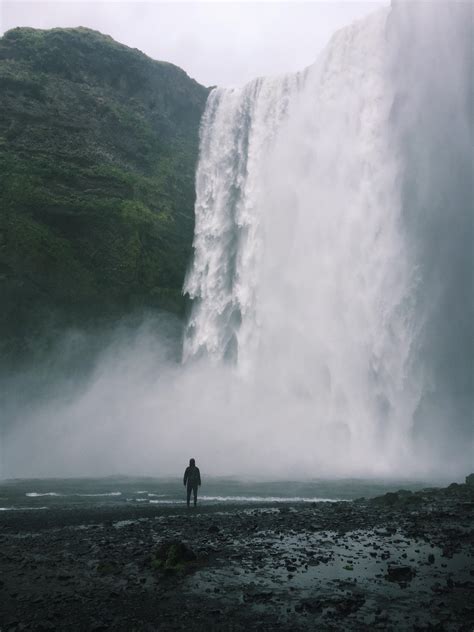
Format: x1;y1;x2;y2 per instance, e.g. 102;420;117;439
186;484;192;507
193;484;198;507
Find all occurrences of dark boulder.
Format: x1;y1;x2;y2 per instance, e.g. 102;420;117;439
295;598;323;613
371;490;422;507
151;540;197;572
385;564;415;583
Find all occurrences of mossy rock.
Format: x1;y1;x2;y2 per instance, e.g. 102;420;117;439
151;540;197;573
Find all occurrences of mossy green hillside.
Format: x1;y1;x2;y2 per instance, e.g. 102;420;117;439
0;27;209;358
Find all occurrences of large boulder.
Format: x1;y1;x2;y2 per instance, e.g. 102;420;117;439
151;540;197;572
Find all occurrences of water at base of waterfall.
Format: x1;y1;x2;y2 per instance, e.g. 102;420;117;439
0;476;444;511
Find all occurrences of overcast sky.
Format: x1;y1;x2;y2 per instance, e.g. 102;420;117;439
1;1;387;86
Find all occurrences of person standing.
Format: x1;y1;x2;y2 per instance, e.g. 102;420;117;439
183;458;201;507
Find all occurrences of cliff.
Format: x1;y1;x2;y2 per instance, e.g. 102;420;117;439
0;27;209;358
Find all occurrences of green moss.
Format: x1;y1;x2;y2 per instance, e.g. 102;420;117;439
151;541;197;573
0;26;210;358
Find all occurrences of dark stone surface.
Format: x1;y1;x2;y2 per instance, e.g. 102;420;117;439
0;481;473;631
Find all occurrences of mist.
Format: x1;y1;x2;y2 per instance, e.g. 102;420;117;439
2;308;464;481
3;312;410;480
2;1;472;482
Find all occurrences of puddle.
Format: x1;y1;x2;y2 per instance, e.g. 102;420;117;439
187;527;473;623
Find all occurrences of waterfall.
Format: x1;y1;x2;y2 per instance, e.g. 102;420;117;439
183;73;303;367
2;2;471;480
183;2;473;475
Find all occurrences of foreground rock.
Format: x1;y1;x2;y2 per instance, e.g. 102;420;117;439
0;481;473;631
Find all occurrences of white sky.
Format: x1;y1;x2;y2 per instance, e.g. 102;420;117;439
0;1;388;86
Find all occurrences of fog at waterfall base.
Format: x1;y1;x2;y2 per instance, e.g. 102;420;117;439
2;308;468;481
2;2;472;481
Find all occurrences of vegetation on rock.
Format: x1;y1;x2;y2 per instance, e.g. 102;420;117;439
0;26;209;360
151;540;197;572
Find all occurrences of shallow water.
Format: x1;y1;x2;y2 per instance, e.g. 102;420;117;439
188;526;473;627
0;476;439;511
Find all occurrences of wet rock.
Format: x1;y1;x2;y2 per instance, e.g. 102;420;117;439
151;540;196;572
243;589;273;603
385;565;415;583
375;609;389;622
371;490;423;508
296;598;323;613
334;594;365;616
447;483;461;492
96;561;119;576
35;623;56;632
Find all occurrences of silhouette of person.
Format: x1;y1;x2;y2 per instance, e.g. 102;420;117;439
183;458;201;507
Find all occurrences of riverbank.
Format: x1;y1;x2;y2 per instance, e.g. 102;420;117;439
1;480;473;631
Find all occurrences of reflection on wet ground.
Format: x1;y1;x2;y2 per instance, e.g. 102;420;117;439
189;524;472;628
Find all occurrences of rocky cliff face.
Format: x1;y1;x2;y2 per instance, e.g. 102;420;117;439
0;27;209;359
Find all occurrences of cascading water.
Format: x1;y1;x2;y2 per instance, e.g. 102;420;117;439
183;2;473;475
183;73;303;368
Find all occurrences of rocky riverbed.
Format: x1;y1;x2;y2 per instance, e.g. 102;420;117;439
1;480;473;631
